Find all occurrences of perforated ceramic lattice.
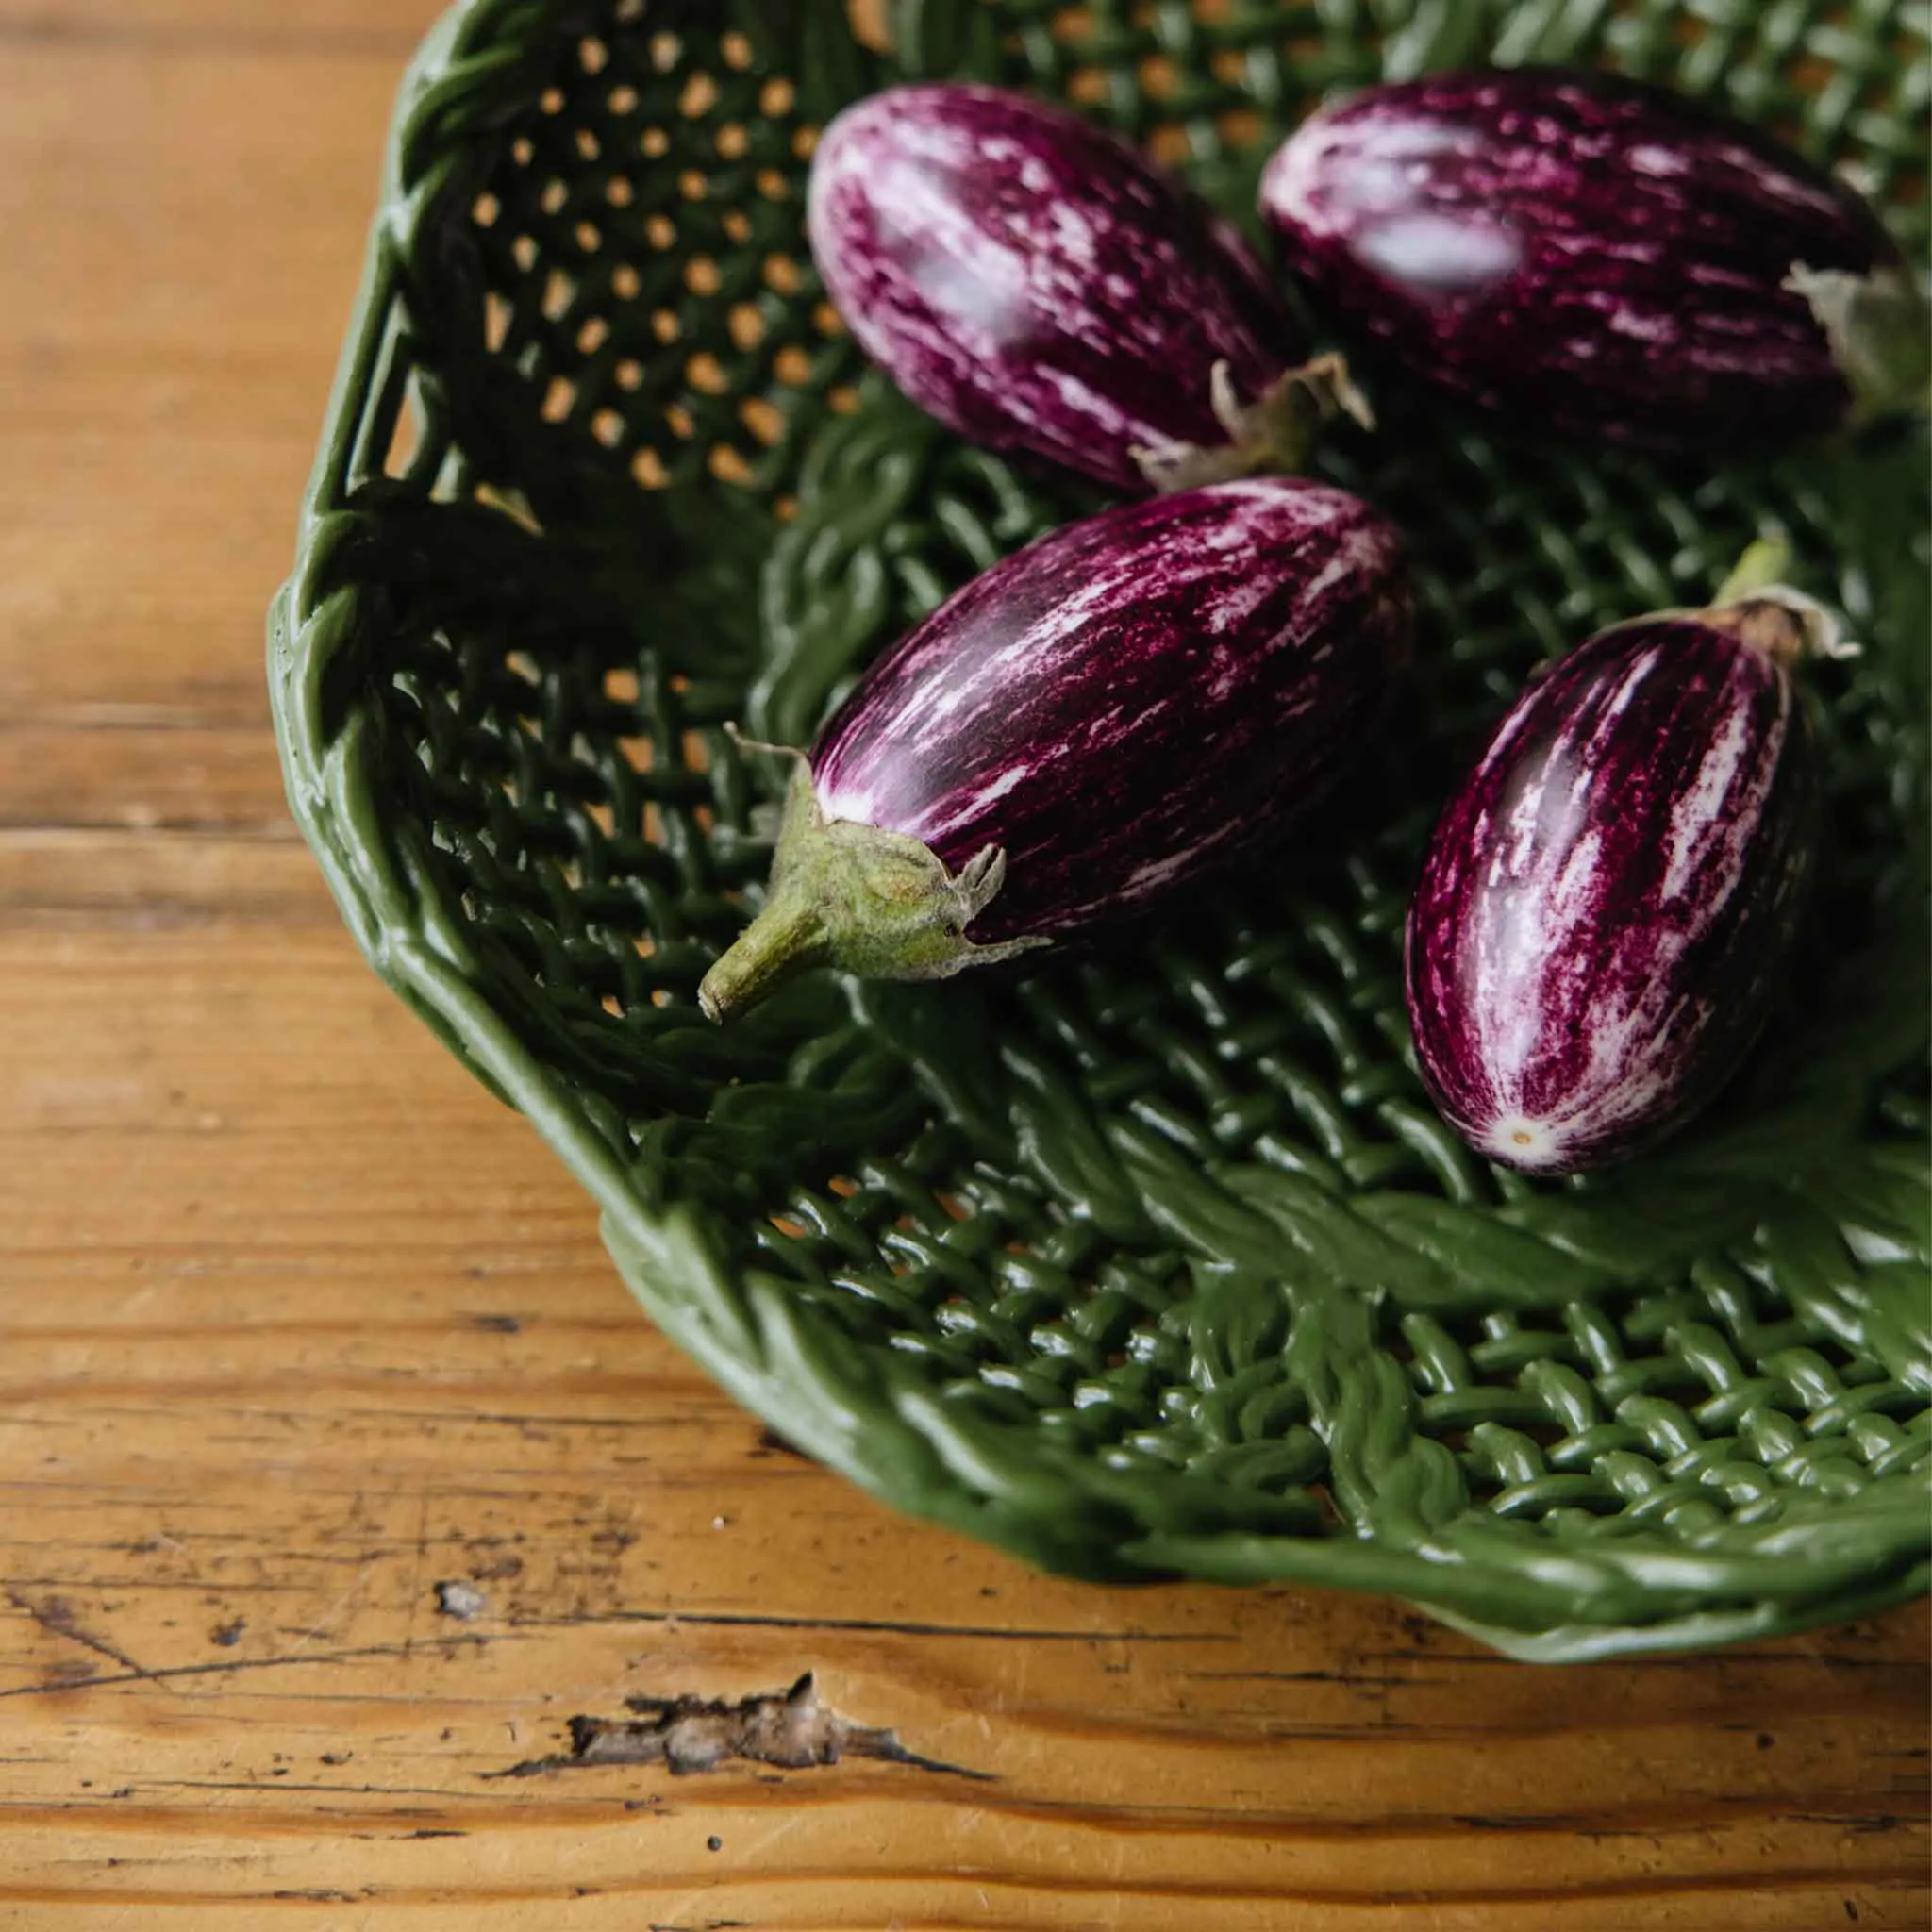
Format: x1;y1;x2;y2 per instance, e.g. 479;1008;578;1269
271;0;1931;1658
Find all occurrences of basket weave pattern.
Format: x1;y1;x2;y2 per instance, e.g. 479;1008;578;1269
272;0;1931;1657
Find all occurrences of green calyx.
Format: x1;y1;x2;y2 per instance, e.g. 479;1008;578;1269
697;759;1048;1024
1134;353;1375;493
1785;261;1932;426
1705;536;1856;669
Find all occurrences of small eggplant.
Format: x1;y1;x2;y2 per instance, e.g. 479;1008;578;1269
700;479;1412;1022
1259;68;1927;450
808;82;1370;495
1405;545;1839;1174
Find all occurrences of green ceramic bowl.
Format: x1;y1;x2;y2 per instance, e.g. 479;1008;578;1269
272;0;1931;1659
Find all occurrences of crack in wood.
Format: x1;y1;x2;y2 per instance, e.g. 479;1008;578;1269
509;1606;1224;1644
490;1672;993;1783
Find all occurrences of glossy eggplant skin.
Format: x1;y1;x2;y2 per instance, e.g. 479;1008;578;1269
697;480;1413;1022
808;83;1303;492
1405;612;1820;1174
1260;68;1907;450
814;479;1411;943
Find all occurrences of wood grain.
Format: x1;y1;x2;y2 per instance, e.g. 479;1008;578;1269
0;4;1924;1927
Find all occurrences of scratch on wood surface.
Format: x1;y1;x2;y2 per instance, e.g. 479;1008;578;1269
491;1672;994;1782
5;1590;174;1693
0;1634;491;1702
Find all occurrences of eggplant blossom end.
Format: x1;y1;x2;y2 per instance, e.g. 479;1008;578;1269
1134;354;1374;493
697;764;1045;1024
1786;260;1932;427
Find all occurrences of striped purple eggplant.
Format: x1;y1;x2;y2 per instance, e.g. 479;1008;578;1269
1405;553;1839;1174
699;479;1412;1022
1259;68;1927;451
808;83;1370;495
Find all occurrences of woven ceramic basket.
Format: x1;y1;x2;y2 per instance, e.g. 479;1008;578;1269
271;0;1932;1659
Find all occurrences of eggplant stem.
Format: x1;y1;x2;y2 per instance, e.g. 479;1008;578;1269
1133;353;1373;493
1713;538;1792;608
696;882;829;1024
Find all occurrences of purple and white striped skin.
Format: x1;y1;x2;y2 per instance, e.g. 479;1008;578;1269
1406;595;1826;1174
698;480;1413;1022
1260;68;1924;451
808;84;1363;495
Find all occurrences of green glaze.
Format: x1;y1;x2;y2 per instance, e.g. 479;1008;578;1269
270;0;1932;1658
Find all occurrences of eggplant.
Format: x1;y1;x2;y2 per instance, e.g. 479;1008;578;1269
1259;68;1927;450
699;479;1413;1022
1405;545;1840;1174
808;82;1370;495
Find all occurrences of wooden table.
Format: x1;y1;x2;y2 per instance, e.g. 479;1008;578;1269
0;5;1925;1926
